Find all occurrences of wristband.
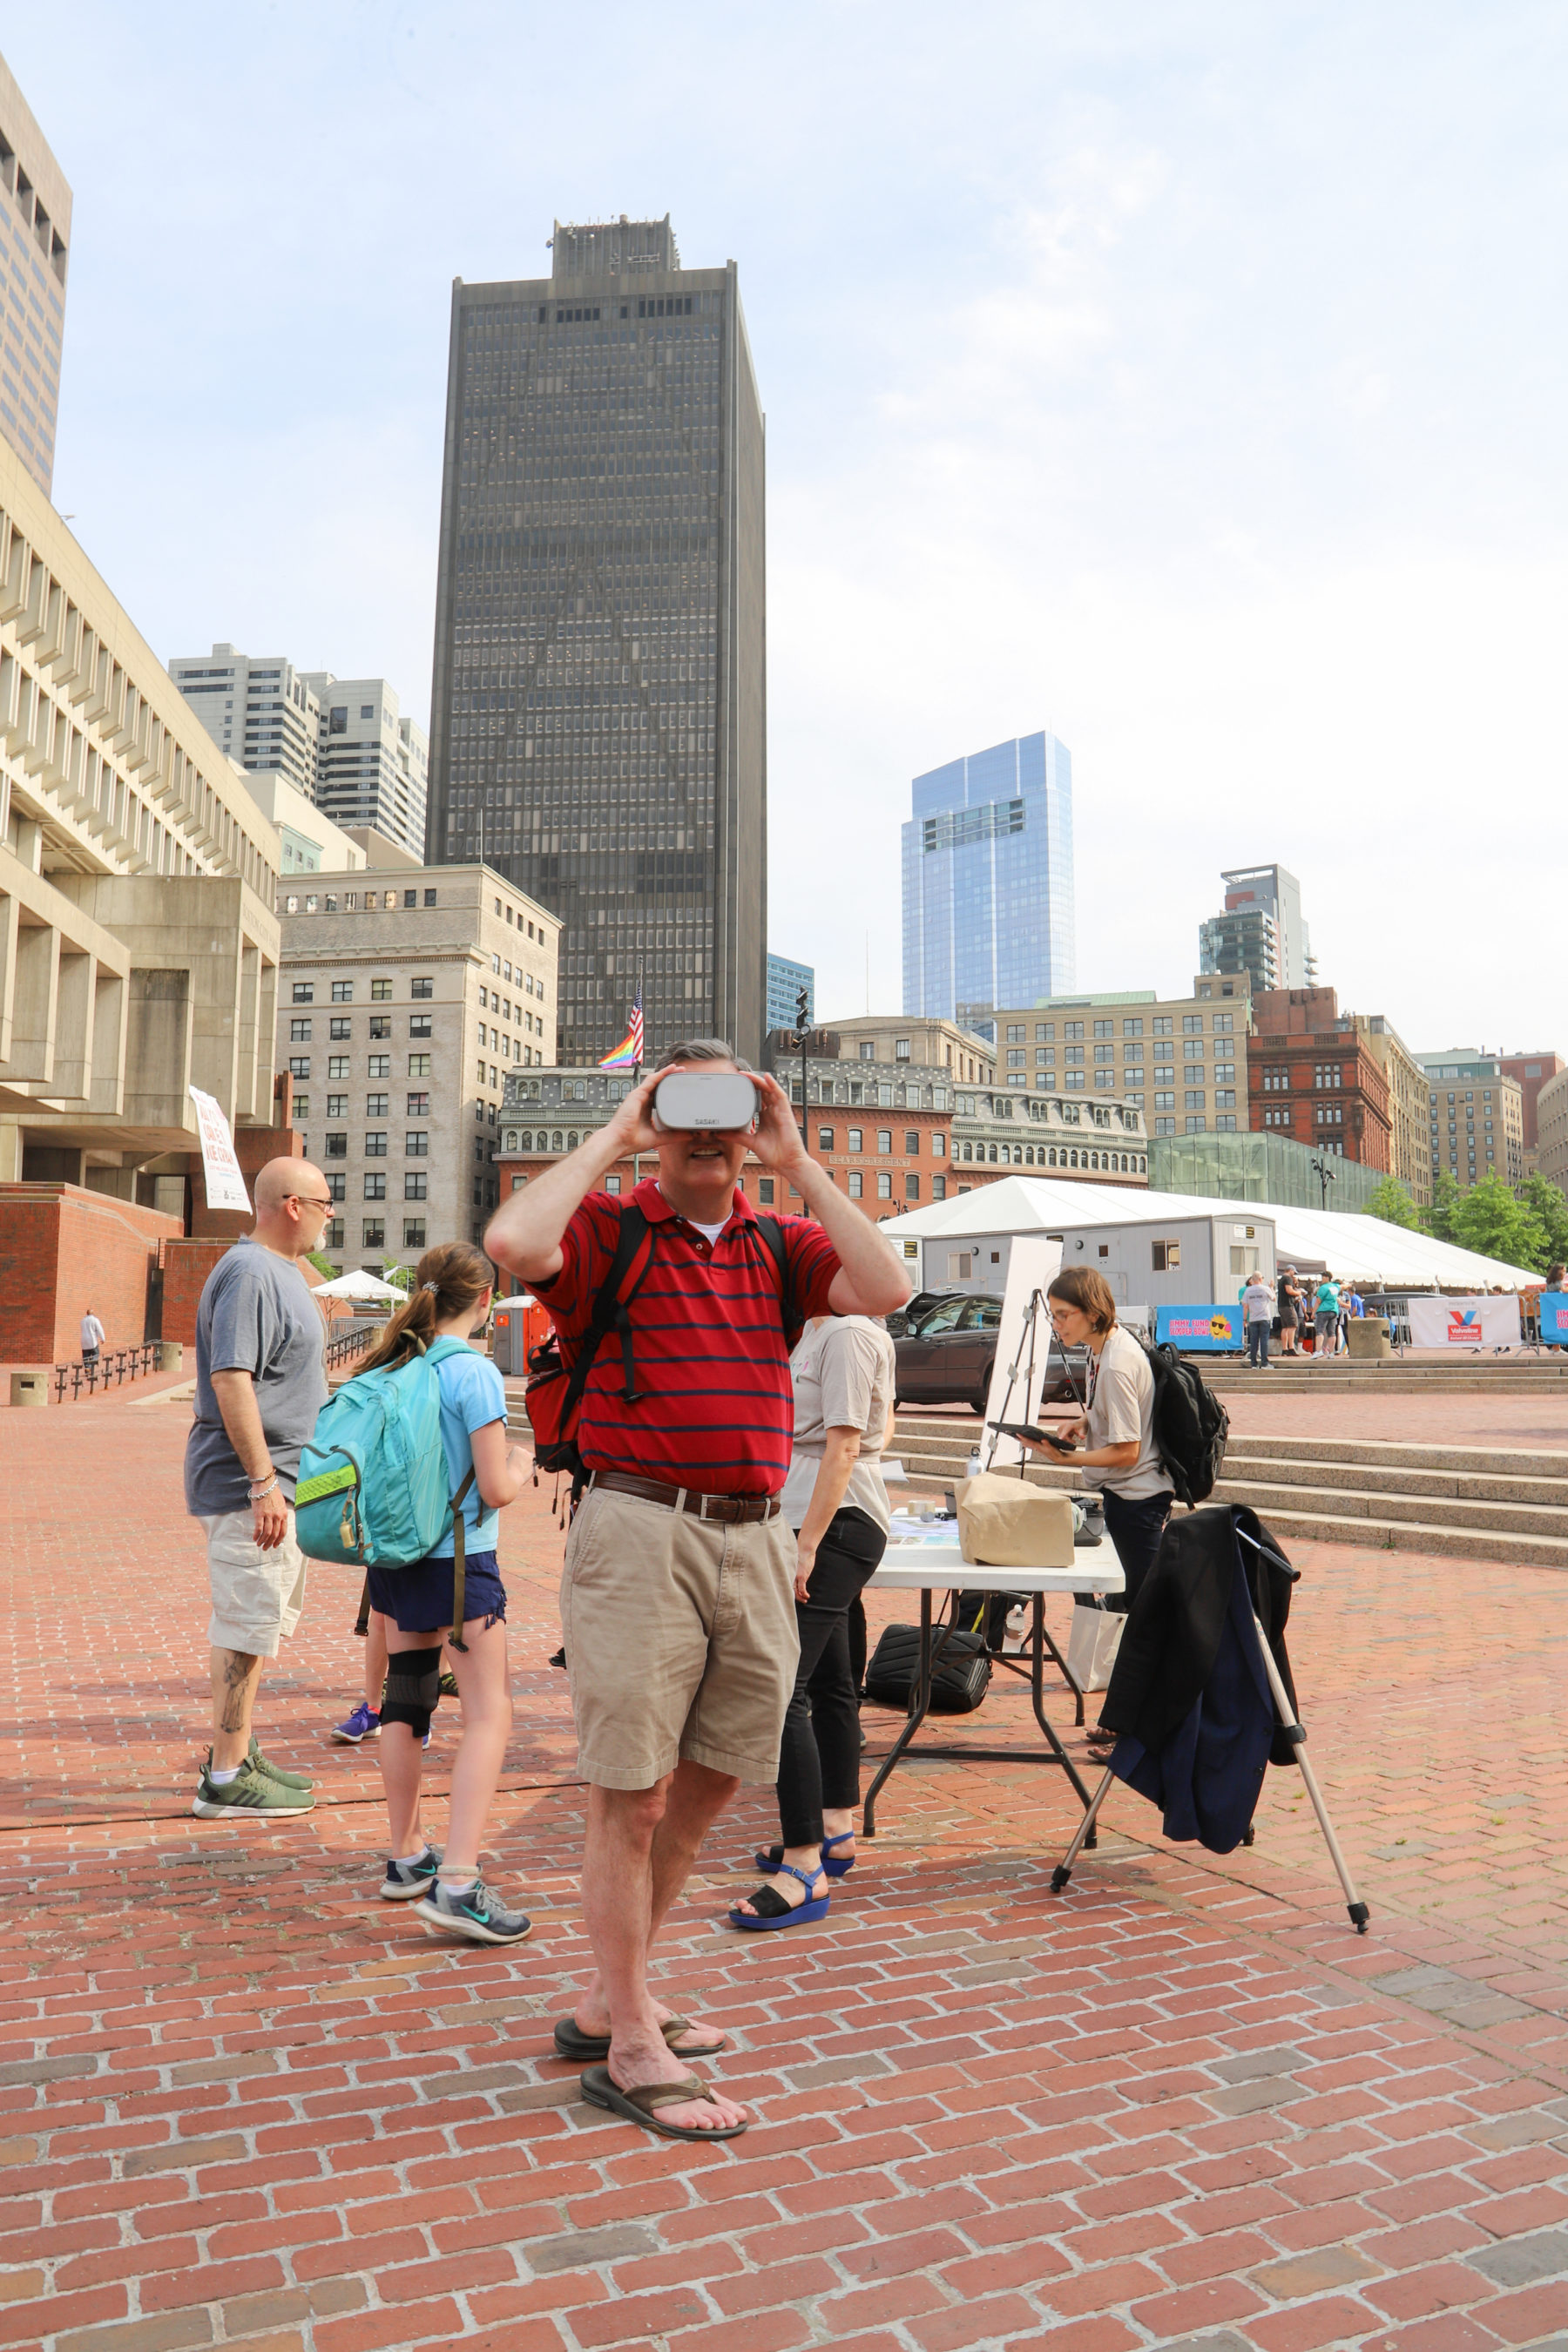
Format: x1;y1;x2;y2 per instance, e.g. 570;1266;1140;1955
248;1475;279;1502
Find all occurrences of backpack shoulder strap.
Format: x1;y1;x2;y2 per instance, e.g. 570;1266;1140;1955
750;1212;801;1342
562;1204;658;1412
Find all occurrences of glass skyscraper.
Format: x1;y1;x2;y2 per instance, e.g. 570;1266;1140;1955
902;730;1074;1025
426;214;767;1066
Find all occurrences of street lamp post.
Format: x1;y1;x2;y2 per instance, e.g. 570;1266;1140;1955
794;988;811;1152
1309;1155;1335;1212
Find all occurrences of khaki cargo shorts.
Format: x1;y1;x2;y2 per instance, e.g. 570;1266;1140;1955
202;1508;308;1658
560;1483;800;1790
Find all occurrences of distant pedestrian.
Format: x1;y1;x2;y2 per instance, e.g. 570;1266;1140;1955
79;1307;105;1371
1241;1272;1274;1368
1315;1274;1342;1359
185;1159;332;1819
1545;1266;1565;1351
1277;1266;1301;1355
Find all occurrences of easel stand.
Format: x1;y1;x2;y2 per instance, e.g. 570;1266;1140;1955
1049;1531;1370;1935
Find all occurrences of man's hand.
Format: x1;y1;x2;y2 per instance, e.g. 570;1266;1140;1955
750;1072;810;1180
600;1068;663;1158
252;1487;289;1551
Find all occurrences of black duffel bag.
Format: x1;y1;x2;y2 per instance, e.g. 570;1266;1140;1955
864;1623;992;1714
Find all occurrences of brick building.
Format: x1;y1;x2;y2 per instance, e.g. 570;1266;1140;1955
1247;988;1391;1173
1499;1051;1565;1165
1416;1051;1524;1193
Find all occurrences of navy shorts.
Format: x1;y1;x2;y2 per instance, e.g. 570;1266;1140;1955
367;1550;506;1635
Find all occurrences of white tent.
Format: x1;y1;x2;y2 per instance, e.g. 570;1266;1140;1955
310;1267;407;1302
875;1174;1539;1290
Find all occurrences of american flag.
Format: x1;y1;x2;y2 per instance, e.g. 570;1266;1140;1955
598;991;645;1072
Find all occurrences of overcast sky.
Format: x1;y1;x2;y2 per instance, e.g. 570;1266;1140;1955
9;3;1566;1049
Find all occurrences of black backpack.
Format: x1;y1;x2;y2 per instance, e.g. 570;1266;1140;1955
1141;1340;1231;1506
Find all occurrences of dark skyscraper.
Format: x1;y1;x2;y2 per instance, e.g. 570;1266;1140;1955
427;215;767;1066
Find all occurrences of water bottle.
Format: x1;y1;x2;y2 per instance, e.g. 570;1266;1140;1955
963;1446;983;1483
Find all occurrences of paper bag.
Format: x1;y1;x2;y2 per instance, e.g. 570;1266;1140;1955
956;1473;1076;1568
1066;1599;1125;1693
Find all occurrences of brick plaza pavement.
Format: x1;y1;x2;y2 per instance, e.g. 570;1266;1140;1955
3;1393;1568;2352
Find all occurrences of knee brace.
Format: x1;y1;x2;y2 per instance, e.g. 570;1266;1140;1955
382;1646;442;1739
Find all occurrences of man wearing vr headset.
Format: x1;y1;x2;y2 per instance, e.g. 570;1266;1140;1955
486;1037;909;2139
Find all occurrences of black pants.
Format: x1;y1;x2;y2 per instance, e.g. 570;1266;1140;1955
1247;1319;1269;1366
1102;1489;1173;1616
776;1506;886;1848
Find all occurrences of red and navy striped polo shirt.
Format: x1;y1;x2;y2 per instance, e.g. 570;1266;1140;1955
537;1177;841;1496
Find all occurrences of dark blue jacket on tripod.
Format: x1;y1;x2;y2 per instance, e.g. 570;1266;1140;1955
1098;1504;1300;1854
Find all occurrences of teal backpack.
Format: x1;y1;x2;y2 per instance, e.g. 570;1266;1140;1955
294;1335;479;1640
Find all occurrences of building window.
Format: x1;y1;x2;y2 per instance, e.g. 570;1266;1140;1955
364;1173;387;1200
362;1219;385;1248
364;1132;388;1156
410;1015;433;1038
411;977;433;999
424;889;436;907
368;1017;391;1040
404;1173;427;1200
904;1131;920;1154
818;1127;834;1150
1214;1013;1233;1033
402;1220;426;1248
409;1054;432;1078
896;1038;910;1060
289;1018;311;1042
324;1220;343;1249
292;983;314;1004
324;1132;347;1159
1185;1116;1207;1132
1184;1090;1206;1111
330;981;353;1003
847;1128;862;1152
1261;1066;1290;1092
1152;1240;1180;1270
859;1041;875;1060
604;1174;622;1194
905;1174;920;1201
1263;1107;1292;1128
1314;1064;1342;1089
759;1177;775;1204
288;1057;309;1080
326;1173;346;1203
877;1173;893;1199
406;1132;429;1155
932;1175;947;1201
329;1018;351;1041
877;1129;893;1152
326;1094;348;1118
408;1092;429;1117
848;1172;863;1198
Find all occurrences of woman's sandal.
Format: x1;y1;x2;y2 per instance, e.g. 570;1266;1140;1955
729;1860;830;1933
579;2064;747;2140
552;2012;726;2063
753;1828;855;1879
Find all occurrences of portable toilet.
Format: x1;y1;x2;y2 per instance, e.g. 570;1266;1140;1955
491;1294;549;1375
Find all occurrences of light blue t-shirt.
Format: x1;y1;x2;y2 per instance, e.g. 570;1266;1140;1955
428;1346;509;1558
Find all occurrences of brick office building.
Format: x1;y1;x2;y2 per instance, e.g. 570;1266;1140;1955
1247;988;1391;1173
1499;1051;1565;1167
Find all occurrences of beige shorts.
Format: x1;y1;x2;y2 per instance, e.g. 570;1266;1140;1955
560;1484;800;1790
203;1509;308;1658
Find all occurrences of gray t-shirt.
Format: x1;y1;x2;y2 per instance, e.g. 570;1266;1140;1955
184;1237;328;1516
1080;1324;1173;1503
781;1316;898;1535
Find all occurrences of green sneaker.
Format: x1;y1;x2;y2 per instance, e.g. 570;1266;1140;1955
193;1754;315;1819
247;1736;314;1791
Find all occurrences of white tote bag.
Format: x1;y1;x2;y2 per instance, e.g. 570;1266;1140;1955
1066;1598;1125;1693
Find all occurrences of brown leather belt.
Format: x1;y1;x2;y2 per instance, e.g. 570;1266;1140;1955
591;1470;781;1524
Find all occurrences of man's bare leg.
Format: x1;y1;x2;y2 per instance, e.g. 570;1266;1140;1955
578;1761;744;2130
210;1647;263;1770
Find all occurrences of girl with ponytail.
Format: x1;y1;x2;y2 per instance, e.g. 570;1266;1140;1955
355;1242;534;1943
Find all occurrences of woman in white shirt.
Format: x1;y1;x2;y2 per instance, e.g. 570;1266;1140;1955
1022;1267;1173;1757
729;1314;896;1932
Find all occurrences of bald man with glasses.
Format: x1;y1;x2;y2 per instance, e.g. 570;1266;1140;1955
185;1158;335;1819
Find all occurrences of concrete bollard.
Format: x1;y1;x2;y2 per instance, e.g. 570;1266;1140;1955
10;1372;49;1408
158;1341;184;1373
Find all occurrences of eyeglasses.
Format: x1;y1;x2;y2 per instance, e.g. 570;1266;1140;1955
287;1193;335;1213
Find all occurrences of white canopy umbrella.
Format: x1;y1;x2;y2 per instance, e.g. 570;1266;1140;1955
310;1267;407;1302
874;1173;1539;1289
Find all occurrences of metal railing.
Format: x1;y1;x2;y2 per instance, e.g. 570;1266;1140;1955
52;1343;165;1403
325;1322;377;1371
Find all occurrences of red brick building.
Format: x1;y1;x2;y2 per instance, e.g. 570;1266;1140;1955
1248;989;1390;1170
1499;1052;1565;1156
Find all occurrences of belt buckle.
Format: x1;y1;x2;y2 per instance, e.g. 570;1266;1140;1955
703;1495;738;1524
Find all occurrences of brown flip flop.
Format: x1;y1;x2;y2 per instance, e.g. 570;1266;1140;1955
579;2065;747;2140
552;2013;726;2063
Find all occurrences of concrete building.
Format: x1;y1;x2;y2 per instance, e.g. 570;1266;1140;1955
497;1050;1146;1223
973;975;1252;1138
1416;1051;1524;1192
427;213;767;1067
301;672;428;862
819;1015;996;1088
1499;1051;1565;1164
239;767;364;877
0;51;69;499
902;730;1074;1026
1536;1067;1568;1198
1200;864;1315;993
766;952;813;1037
1248;988;1391;1173
0;436;287;1361
169;646;321;801
276;862;558;1269
1340;1011;1430;1207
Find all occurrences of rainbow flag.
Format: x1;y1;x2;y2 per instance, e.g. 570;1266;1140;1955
598;993;645;1072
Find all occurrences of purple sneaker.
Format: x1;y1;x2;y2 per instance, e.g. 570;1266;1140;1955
332;1701;382;1745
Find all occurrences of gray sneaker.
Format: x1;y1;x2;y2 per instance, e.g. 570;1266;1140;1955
413;1876;532;1946
193;1754;315;1819
380;1846;443;1902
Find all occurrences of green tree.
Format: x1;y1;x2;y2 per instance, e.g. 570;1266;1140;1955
1423;1169;1462;1244
1448;1172;1549;1271
1361;1176;1419;1229
307;1250;338;1279
1519;1172;1568;1268
382;1261;415;1294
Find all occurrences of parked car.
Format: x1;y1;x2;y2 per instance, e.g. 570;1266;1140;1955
884;1288;953;1340
893;1294;1005;1409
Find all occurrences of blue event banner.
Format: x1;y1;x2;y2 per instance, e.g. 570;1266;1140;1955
1541;1295;1568;1343
1155;1303;1243;1351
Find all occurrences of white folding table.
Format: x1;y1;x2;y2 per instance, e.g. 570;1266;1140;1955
861;1525;1124;1838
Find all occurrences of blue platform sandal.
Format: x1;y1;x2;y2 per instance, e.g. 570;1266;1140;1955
729;1860;830;1933
753;1829;856;1879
